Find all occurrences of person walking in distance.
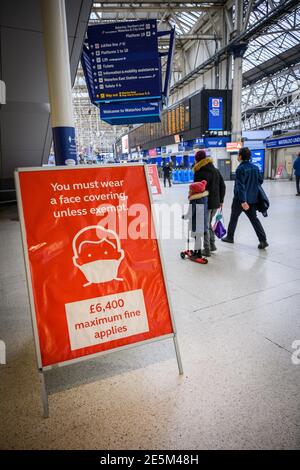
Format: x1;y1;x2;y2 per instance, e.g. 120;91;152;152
293;153;300;196
222;147;268;249
163;163;172;188
193;150;226;257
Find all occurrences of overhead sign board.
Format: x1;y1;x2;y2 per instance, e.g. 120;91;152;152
193;137;230;149
86;20;161;103
100;100;161;125
204;137;230;148
81;45;95;102
226;142;243;152
265;134;300;149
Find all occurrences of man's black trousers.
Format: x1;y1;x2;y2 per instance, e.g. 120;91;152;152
227;197;267;242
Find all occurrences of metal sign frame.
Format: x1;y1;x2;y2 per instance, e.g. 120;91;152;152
81;22;175;111
14;163;183;418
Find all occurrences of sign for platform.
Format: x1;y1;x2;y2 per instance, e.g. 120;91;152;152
146;164;162;195
15;164;174;368
87;20;161;103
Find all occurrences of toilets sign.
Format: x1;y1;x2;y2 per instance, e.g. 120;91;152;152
15;164;176;369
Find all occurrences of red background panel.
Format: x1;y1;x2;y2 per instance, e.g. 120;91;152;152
18;165;173;367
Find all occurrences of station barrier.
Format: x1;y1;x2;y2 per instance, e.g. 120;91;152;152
172;169;194;184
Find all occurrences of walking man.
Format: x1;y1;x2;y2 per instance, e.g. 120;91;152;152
163;163;172;188
293;153;300;196
222;147;269;249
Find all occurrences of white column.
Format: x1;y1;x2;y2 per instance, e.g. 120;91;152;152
41;0;77;165
231;0;244;143
231;55;243;142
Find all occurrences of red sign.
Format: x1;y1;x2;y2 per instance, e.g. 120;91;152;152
148;148;157;157
226;142;243;152
275;163;284;179
146;164;162;196
16;165;173;368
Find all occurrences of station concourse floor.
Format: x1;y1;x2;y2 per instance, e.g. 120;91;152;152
0;179;300;450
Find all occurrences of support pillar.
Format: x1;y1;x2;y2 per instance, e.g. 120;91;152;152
41;0;77;165
230;0;246;144
231;52;244;142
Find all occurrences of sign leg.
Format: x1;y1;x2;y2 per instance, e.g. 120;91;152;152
173;335;184;375
38;369;49;418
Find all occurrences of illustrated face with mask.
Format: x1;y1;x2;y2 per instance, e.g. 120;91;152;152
72;225;124;286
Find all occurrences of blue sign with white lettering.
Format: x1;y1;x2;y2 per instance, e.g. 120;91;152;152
81;46;95;103
208;97;223;131
52;127;77;166
193;137;230;148
193;138;204;148
86;20;161;103
100;100;161;125
265;134;300;149
204;137;230;148
251;149;265;173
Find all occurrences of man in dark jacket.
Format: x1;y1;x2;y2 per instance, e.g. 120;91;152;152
163;163;172;188
293;153;300;196
222;147;268;249
193;150;226;257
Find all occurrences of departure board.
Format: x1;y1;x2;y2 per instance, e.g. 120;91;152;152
126;98;190;149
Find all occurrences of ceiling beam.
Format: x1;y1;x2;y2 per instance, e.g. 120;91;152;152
92;6;221;13
93;1;224;4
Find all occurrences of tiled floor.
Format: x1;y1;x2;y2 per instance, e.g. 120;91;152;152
0;180;300;449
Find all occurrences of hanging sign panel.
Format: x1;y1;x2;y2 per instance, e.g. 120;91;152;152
87;20;161;103
81;45;96;103
265;134;300;149
208;97;223;131
100;100;161;125
15;165;175;369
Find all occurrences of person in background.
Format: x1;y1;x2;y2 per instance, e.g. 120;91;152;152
293;153;300;196
163;163;172;188
193;150;226;257
48;153;55;165
222;147;269;249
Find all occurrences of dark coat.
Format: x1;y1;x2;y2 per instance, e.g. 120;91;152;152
193;158;226;210
256;185;270;217
234;161;263;204
293;156;300;176
163;165;171;177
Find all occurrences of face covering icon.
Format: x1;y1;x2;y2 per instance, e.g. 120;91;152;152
72;225;124;286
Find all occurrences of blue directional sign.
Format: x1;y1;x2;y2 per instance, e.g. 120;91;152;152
100;100;161;125
265;134;300;149
251;149;265;173
192;137;229;148
81;45;95;103
208;97;223;131
86;20;161;103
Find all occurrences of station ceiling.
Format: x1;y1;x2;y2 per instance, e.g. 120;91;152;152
72;1;300;146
